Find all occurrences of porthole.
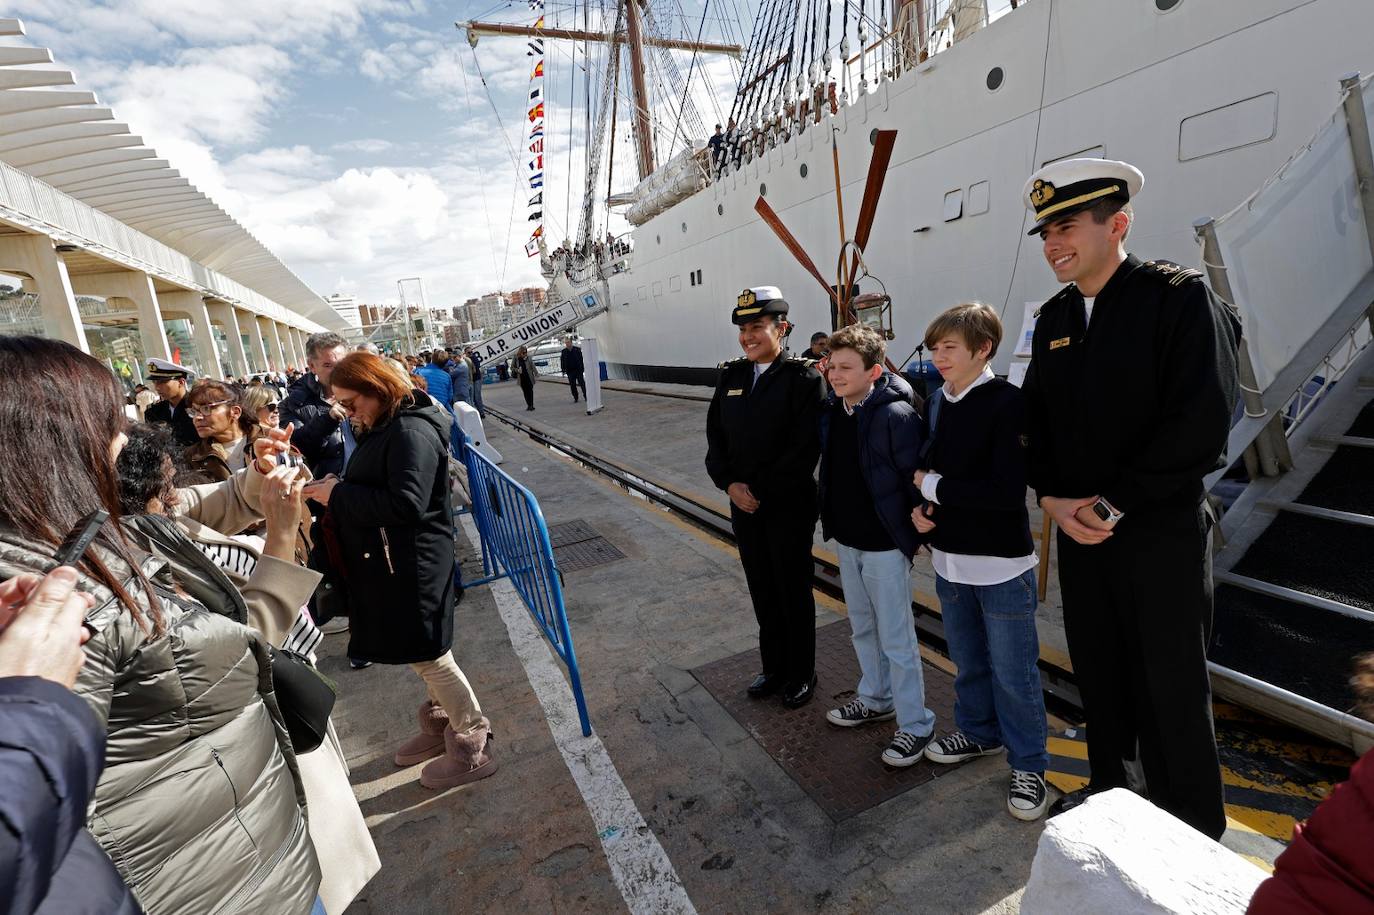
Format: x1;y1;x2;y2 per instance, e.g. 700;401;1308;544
800;163;808;178
986;66;1004;92
656;234;661;245
1155;0;1181;9
759;183;767;197
869;128;879;145
717;203;724;216
681;222;687;233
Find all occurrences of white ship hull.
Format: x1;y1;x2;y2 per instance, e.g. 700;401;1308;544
577;0;1374;383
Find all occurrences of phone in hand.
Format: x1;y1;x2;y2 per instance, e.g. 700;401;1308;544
54;509;110;567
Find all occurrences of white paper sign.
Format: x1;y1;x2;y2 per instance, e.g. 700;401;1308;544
1007;361;1029;388
1014;301;1039;358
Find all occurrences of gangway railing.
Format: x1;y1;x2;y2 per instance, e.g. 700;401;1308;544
1199;72;1374;492
451;427;592;736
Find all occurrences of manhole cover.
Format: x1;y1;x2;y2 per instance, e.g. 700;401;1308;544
548;520;626;571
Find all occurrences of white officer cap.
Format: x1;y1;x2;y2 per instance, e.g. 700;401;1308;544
1023;158;1144;235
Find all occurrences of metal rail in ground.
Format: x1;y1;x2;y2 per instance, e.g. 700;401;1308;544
483;404;1085;719
485;402;1374;753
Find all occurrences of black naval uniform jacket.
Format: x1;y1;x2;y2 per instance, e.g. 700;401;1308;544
1021;254;1241;520
144;393;198;446
706;354;825;513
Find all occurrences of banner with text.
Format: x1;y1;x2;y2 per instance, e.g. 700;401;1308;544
473;291;601;364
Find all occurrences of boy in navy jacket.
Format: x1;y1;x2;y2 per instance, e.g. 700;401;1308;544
912;303;1049;820
818;324;936;767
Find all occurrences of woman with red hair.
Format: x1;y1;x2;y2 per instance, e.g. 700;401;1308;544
303;352;495;791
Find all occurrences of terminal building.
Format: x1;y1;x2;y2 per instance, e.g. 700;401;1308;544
0;18;352;385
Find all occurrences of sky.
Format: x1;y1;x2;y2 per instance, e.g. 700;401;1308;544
9;0;751;309
10;0;1014;310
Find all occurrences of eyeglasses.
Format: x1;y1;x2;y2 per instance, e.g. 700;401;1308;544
187;399;233;419
263;402;279;412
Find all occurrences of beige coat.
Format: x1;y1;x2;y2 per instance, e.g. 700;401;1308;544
174;470;381;912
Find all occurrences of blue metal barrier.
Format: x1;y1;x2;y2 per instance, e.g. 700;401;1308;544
451;427;592;736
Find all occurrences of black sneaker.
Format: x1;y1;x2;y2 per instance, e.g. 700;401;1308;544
826;699;896;728
1008;770;1049;821
924;730;1005;765
881;730;933;767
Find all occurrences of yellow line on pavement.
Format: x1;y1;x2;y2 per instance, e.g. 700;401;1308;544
1225;805;1297;842
1240;854;1275;874
1048;736;1088;760
1045;771;1088;794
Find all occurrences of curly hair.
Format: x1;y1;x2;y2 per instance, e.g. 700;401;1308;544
115;423;179;516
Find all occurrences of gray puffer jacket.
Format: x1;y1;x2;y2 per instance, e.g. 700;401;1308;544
0;493;320;913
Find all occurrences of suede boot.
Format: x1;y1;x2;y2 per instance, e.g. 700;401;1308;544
393;699;449;767
419;718;497;790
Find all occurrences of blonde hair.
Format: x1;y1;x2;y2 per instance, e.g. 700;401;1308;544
924;302;1003;360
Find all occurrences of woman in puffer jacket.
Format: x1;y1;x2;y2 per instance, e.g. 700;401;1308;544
0;337;321;914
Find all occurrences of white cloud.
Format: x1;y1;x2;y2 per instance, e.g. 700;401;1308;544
333;137;395;153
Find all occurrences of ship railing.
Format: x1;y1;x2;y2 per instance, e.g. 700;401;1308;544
1198;72;1374;490
451;427;592;736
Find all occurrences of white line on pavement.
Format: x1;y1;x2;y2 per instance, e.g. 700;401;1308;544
459;515;696;915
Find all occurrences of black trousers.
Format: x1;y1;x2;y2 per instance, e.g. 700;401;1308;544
568;372;587;401
731;502;816;683
1056;501;1226;839
519;377;535;408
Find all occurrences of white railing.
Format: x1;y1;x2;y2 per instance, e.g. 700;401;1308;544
0;160;326;332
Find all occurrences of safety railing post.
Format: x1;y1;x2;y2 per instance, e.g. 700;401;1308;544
1337;72;1374;338
1193;216;1293;476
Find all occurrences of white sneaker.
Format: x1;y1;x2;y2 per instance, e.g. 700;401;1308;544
318;617;349;635
1008;770;1049;821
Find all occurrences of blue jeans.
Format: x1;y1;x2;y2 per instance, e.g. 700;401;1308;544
837;544;935;736
935;569;1048;773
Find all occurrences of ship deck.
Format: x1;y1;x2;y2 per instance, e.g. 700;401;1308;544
328;379;1355;912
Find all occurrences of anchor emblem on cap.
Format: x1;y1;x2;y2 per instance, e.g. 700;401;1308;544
736;289;757;308
1030;179;1056;207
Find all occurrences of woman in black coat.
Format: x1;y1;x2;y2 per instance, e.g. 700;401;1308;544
304;353;496;792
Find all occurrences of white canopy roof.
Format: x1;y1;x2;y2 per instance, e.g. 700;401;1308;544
0;18;348;332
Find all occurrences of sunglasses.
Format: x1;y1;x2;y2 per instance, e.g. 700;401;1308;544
187;399;233;419
263;402;279;412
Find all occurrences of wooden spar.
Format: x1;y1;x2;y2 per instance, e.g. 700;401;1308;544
754;197;838;304
831;129;850;326
846;129;897;292
735;52;793;98
461;20;742;56
624;0;656;180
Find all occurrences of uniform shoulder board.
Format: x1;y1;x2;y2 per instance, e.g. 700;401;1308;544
787;354;818;366
1142;259;1205;288
717;356;748;370
1034;286;1074;318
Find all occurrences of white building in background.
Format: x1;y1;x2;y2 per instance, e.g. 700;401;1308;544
326;293;361;329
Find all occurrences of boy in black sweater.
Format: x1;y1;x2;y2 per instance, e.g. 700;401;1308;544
912;303;1049;820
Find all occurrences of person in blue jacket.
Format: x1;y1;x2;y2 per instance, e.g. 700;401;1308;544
0;565;141;915
817;323;936;768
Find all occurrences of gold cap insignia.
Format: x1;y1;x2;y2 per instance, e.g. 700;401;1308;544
736;289;757;308
1030;179;1056;208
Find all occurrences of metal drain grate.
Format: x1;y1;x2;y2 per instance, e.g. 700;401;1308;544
547;520;626;572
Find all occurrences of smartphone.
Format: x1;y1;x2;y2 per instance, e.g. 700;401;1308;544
54;509;110;566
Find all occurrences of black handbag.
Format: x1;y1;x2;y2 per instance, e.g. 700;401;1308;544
268;647;337;753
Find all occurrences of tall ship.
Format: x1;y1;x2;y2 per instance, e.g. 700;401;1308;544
466;0;1374;383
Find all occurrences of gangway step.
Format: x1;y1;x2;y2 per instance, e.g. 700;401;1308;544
1229;512;1374;615
1259;500;1374;530
1293;445;1374;517
1348;397;1374;436
1211;584;1373;714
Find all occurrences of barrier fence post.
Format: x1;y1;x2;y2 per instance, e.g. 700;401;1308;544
451;429;593;736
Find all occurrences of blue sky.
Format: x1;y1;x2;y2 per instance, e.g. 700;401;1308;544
10;0;1013;308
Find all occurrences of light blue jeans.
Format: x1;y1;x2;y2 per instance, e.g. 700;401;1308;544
837;544;936;736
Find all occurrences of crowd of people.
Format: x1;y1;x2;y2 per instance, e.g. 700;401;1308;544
0;329;504;913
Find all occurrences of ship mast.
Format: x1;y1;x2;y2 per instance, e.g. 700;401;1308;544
462;4;743;183
623;0;655;180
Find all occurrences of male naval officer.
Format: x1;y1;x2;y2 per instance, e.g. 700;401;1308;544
706;288;826;708
142;357;199;446
1019;158;1241;838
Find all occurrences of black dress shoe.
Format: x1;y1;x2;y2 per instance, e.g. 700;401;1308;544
1047;784;1110;818
781;674;818;709
747;673;784;697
